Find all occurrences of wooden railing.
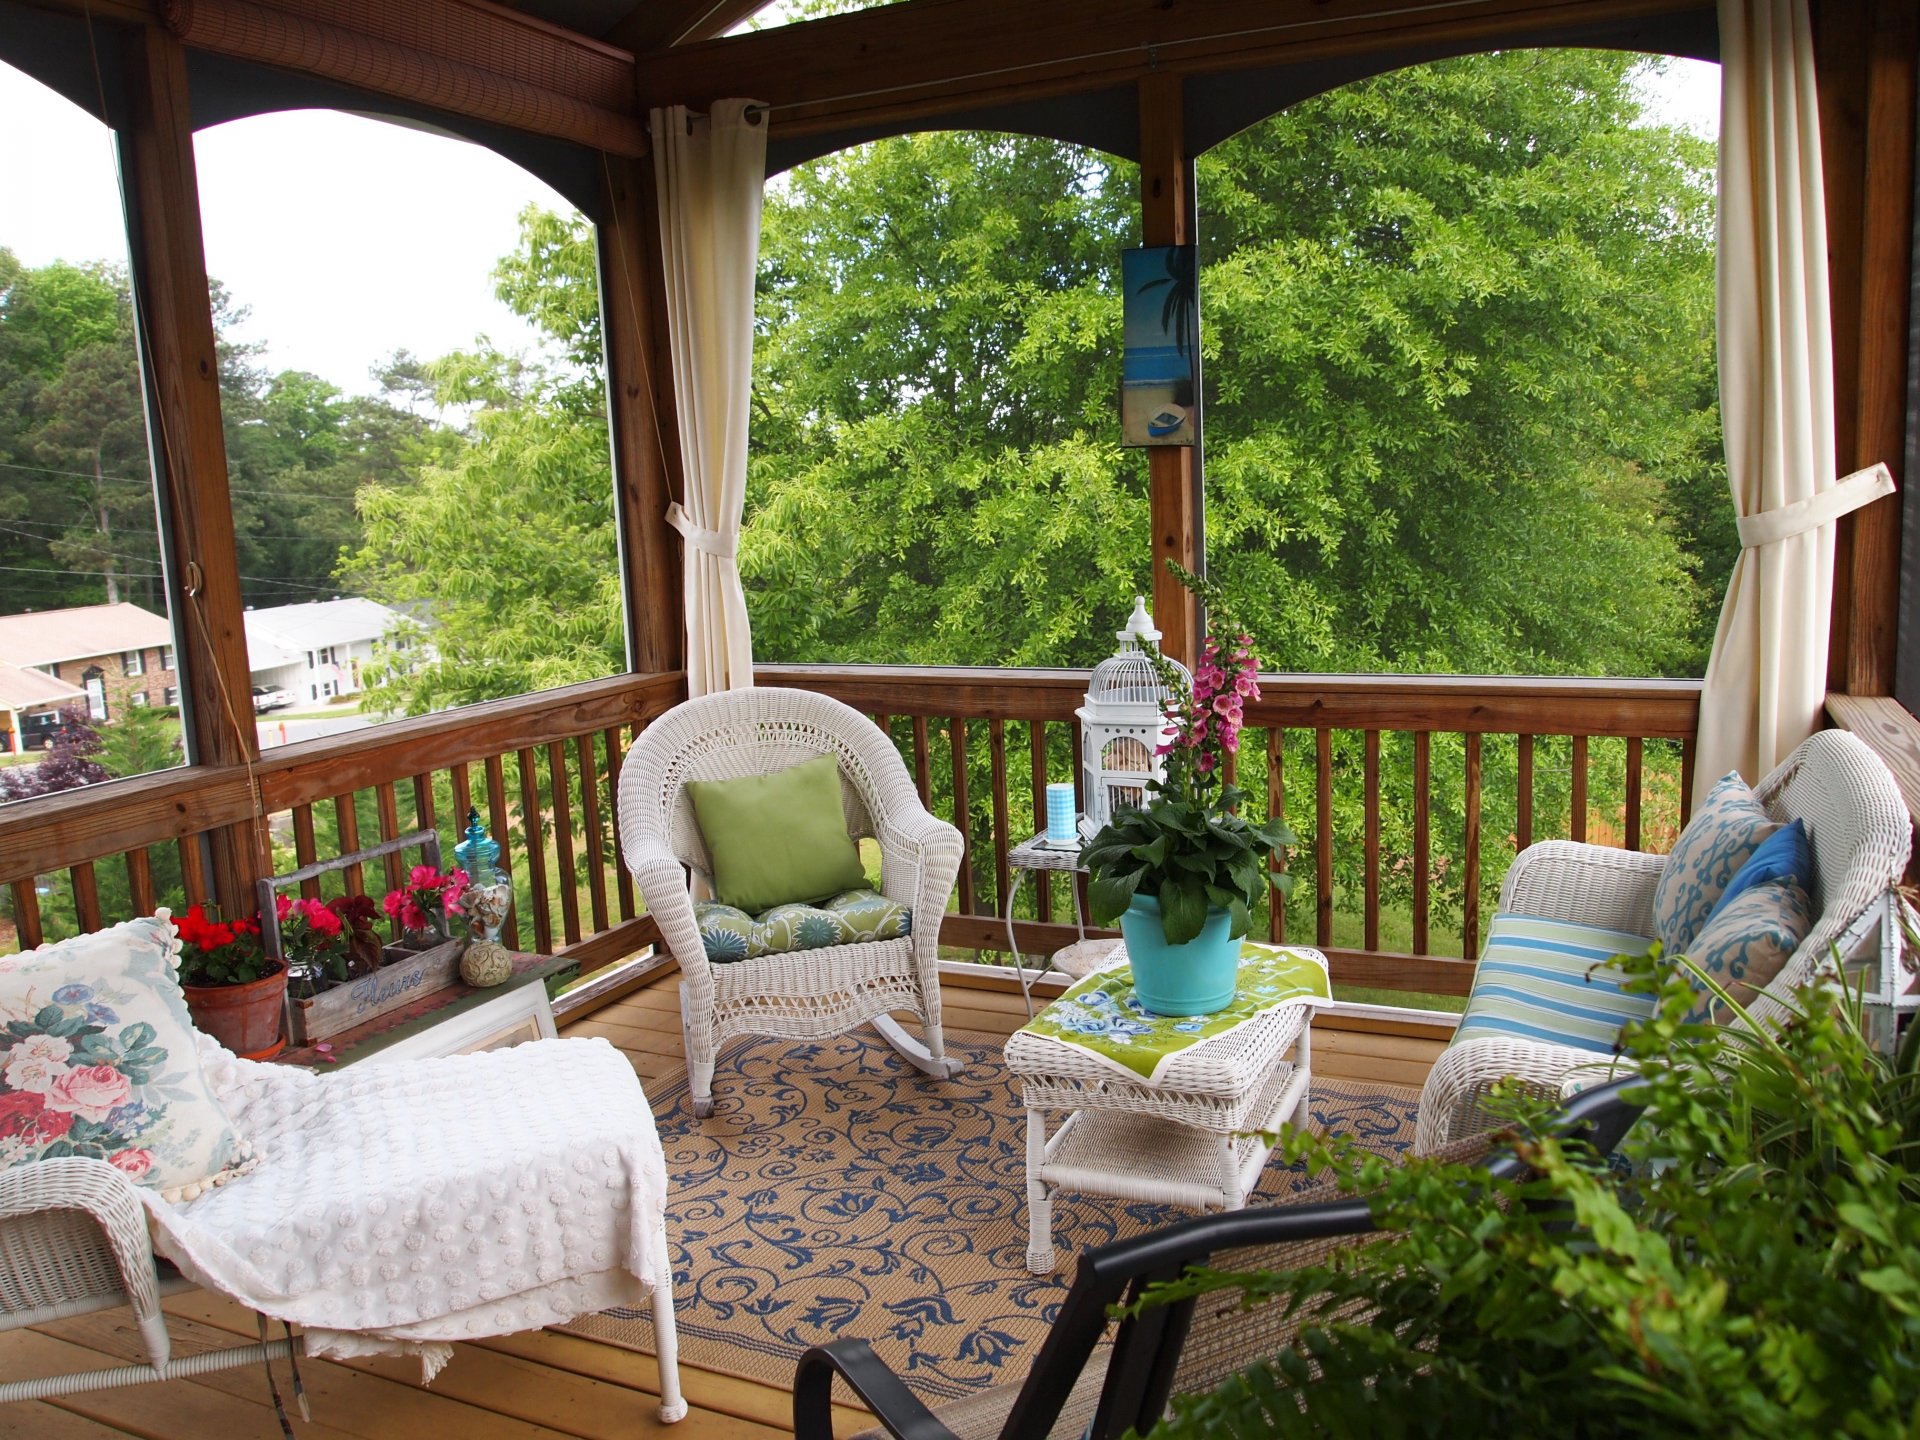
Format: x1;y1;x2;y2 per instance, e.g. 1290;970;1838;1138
0;665;1701;1005
766;666;1702;999
0;672;684;969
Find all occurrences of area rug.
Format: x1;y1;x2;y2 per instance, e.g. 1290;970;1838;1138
561;1028;1419;1404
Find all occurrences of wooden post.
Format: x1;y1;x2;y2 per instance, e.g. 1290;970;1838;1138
598;153;686;677
1822;0;1917;696
1138;72;1202;667
118;27;262;914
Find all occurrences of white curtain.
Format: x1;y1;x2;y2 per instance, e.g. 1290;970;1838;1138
651;99;767;696
1692;0;1893;802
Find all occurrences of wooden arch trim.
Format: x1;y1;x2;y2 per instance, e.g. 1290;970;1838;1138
161;0;649;154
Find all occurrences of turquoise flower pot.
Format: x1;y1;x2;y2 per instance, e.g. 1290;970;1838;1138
1119;893;1239;1016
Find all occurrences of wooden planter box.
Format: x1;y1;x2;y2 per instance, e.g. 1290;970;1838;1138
286;939;465;1045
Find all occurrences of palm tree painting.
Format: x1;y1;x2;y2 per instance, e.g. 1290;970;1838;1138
1121;244;1198;446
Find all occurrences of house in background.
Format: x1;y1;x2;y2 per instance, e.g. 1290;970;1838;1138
242;598;411;706
0;603;180;745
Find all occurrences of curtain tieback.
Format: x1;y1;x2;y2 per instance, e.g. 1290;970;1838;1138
666;502;739;560
1736;463;1895;548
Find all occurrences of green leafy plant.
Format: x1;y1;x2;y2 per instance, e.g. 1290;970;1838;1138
171;904;279;987
1081;562;1296;944
1139;951;1920;1437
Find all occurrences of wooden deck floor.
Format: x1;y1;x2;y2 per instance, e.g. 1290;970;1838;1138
0;968;1446;1439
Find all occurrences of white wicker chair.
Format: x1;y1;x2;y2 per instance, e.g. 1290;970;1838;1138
1415;728;1913;1153
617;686;967;1117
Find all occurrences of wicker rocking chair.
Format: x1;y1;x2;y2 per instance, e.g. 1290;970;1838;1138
617;686;966;1118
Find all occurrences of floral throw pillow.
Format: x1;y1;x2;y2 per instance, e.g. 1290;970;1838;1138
1650;772;1780;957
0;912;257;1202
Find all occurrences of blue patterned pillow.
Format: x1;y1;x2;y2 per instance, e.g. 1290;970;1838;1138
1651;772;1780;956
1453;913;1658;1054
1680;880;1813;1024
694;889;911;964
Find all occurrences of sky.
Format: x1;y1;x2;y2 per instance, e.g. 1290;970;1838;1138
1;55;1722;401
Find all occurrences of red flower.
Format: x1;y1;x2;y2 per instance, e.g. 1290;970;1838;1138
0;1090;47;1139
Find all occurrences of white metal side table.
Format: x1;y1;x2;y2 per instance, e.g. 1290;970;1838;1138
1003;828;1117;1017
1003;943;1325;1274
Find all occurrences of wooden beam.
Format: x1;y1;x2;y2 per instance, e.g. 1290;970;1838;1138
118;26;261;914
598;154;686;675
1138;72;1201;667
606;0;767;53
1841;0;1917;695
632;0;1711;143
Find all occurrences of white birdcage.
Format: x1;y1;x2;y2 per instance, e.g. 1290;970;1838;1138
1077;596;1191;835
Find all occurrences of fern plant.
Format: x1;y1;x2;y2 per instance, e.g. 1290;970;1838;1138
1137;953;1920;1438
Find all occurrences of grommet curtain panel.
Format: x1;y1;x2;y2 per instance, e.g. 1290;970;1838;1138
651;99;767;697
1693;0;1893;803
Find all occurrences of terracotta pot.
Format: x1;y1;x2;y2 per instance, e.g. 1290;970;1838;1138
184;965;288;1061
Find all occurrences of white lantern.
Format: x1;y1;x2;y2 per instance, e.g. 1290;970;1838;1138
1077;596;1191;835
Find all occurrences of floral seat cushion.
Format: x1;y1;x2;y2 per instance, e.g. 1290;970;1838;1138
694;889;912;964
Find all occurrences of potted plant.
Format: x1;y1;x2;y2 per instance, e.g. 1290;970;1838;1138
276;892;383;996
172;903;287;1059
1081;563;1296;1015
382;864;470;949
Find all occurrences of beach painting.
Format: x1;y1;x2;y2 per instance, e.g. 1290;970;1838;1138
1121;244;1198;446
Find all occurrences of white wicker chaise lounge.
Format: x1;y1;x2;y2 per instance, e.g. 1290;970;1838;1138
617;686;966;1118
1414;728;1912;1153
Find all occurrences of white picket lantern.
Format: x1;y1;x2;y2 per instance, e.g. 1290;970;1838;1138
1077;596;1190;835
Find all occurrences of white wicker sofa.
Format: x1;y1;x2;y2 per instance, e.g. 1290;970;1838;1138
616;686;966;1118
1414;728;1912;1153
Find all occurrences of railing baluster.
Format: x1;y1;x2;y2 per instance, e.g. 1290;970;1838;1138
1413;732;1431;956
1464;733;1482;960
292;806;319;898
518;747;553;953
1517;734;1534;853
1267;728;1285;943
127;848;155;916
911;717;933;810
375;783;403;896
989;719;1011;919
1571;735;1589;843
451;762;473;824
1680;737;1696;829
178;835;207;907
577;734;610;936
1315;728;1333;950
412;773;436;834
72;863;101;932
549;741;581;946
11;880;42;950
485;754;519;950
1030;720;1052;922
1625;737;1643;851
1364;730;1380;953
950;719;975;916
334;794;364;899
605;727;635;921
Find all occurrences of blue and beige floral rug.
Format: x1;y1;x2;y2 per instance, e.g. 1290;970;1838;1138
562;1028;1418;1403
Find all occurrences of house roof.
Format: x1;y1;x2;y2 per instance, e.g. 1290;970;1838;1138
243;598;407;671
0;603;175;668
0;666;86;713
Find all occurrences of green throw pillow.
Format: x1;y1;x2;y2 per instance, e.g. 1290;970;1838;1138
686;753;868;913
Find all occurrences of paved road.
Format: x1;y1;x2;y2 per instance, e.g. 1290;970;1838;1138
256;711;375;746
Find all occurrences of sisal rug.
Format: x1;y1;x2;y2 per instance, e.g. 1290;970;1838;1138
562;1028;1419;1403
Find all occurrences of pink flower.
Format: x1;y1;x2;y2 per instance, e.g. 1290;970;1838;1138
46;1064;132;1122
409;864;440;888
303;902;343;938
1195;751;1218;774
383;891;405;920
108;1148;153;1178
400;899;430;931
275;893;294;922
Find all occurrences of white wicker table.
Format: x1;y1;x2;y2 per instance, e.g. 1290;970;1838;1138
1003;943;1326;1273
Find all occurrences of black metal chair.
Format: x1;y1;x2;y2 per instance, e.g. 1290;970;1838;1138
793;1080;1642;1440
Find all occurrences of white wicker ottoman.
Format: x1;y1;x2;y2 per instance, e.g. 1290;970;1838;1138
1003;944;1326;1274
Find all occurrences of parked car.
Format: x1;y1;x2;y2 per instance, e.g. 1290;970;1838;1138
251;685;295;713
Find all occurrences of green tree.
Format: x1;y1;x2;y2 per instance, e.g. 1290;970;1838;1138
342;206;621;715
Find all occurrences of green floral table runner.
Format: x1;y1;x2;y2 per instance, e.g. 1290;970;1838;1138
1023;941;1332;1084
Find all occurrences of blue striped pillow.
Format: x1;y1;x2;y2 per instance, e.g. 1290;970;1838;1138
1453;913;1658;1054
